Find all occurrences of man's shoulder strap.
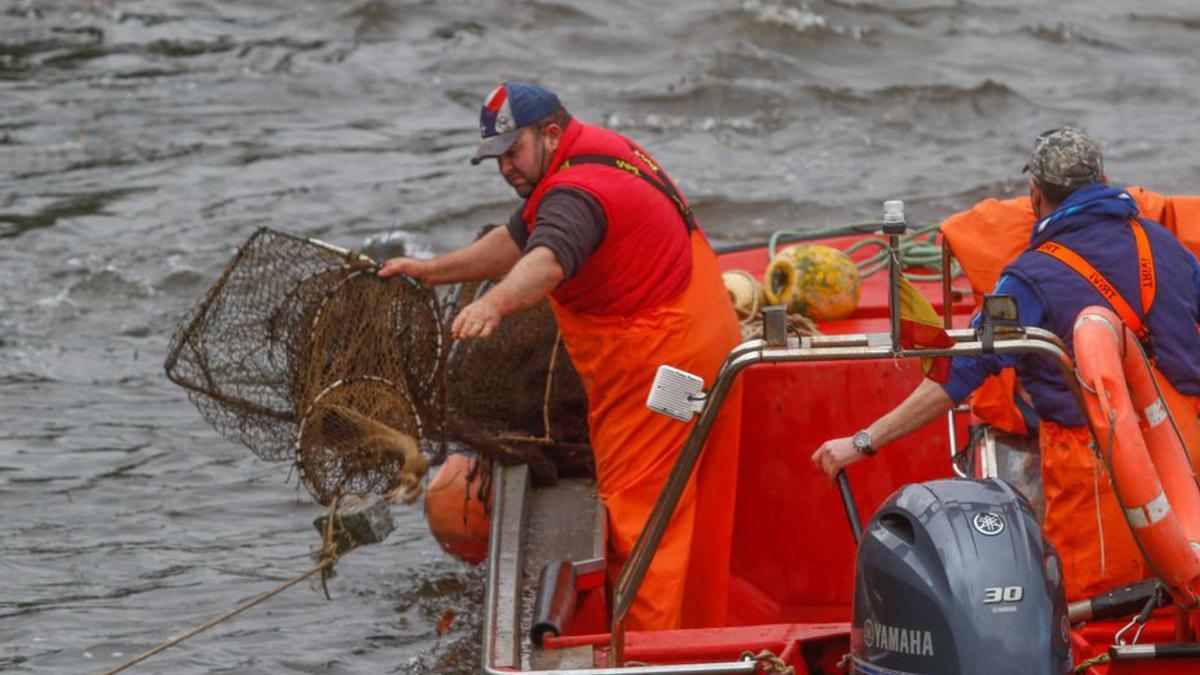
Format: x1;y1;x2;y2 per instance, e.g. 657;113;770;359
558;146;695;232
1034;219;1155;342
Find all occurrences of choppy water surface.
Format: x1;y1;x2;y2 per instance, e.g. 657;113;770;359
3;1;1200;672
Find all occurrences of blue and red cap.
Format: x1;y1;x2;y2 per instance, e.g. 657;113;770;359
470;81;562;165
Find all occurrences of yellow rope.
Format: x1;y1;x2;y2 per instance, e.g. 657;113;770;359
542;331;562;441
494;432;549;445
494;331;564;447
101;498;353;675
99;562;333;675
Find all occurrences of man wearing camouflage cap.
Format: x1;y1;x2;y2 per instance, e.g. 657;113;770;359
813;128;1200;601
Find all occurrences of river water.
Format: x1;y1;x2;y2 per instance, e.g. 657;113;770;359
3;1;1199;673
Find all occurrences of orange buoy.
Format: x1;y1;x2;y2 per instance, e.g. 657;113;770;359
424;453;491;565
1073;305;1200;607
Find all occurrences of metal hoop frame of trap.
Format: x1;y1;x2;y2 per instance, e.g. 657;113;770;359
291;264;440;503
300;251;446;393
294;374;425;503
166;225;587;508
165;228;444;476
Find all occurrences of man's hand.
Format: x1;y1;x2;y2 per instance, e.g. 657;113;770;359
446;245;562;341
452;297;502;340
810;380;956;479
378;257;432;281
811;437;866;478
376;226;523;285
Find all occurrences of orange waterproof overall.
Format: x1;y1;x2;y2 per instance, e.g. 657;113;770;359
1040;225;1200;599
551;231;743;630
943;192;1200;601
1043;385;1200;601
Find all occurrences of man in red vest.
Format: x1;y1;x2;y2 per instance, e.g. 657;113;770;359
380;82;742;630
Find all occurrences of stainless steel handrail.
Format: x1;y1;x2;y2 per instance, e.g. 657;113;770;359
610;346;762;665
609;329;1089;665
610;209;1089;665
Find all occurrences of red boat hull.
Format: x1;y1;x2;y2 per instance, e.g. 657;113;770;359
482;233;1200;674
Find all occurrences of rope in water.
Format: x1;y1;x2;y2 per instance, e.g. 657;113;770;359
101;499;353;675
767;221;961;282
99;563;333;675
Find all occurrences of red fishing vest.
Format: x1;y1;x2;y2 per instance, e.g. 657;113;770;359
522;120;693;316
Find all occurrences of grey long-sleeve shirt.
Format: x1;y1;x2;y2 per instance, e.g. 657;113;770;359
506;187;607;280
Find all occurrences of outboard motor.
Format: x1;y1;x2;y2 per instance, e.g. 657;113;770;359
851;478;1070;674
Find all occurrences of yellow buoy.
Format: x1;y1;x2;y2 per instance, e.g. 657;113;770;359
721;269;766;322
764;244;861;320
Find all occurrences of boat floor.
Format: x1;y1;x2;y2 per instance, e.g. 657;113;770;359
525;475;602;670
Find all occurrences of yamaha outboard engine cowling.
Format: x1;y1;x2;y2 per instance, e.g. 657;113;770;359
851;478;1070;674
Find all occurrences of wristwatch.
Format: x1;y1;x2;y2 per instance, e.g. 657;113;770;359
852;429;877;457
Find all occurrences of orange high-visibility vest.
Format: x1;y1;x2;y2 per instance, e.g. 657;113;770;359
940;188;1200;435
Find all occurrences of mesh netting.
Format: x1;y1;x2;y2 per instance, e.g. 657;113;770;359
166;226;592;506
296;378;427;504
448;296;581;442
445;286;592;485
166;228;442;504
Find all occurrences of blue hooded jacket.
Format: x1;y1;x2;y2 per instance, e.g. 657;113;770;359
944;184;1200;427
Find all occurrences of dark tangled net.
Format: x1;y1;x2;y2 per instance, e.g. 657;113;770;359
165;227;592;506
445;283;592;486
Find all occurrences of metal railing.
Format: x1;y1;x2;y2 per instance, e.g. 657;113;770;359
483;208;1096;671
608;325;1087;664
609;207;1095;666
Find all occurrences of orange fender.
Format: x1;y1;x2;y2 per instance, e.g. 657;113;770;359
424;453;491;565
1073;305;1200;606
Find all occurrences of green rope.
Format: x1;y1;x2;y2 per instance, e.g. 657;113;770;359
767;221;961;282
767;222;881;261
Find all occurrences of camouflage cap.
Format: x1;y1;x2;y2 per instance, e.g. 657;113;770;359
1022;128;1104;189
1022;126;1104;187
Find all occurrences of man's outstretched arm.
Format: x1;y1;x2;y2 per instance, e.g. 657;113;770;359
378;225;522;285
810;273;1045;478
811;378;955;477
451;246;565;340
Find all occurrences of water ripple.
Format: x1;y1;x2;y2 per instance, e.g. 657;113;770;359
0;188;152;239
